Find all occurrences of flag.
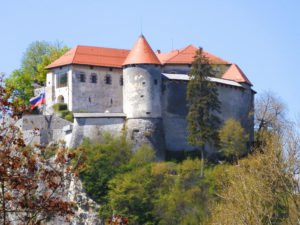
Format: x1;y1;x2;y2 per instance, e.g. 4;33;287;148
30;92;46;110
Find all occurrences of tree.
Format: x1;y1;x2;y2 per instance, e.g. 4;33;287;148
153;159;209;225
208;132;300;224
76;135;133;203
106;159;209;225
255;91;287;138
5;41;69;106
0;74;78;224
186;48;221;175
219;118;249;162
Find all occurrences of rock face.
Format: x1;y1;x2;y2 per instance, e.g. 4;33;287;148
48;175;102;225
16;115;72;146
68;176;102;225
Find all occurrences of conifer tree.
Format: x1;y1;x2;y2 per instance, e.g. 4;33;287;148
187;48;221;168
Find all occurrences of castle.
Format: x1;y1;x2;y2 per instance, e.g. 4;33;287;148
41;35;255;159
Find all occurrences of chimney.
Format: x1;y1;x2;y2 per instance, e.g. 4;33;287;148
156;49;161;54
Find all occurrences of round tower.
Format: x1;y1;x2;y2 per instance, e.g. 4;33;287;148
123;35;165;159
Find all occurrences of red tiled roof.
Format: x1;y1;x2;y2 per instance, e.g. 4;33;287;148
222;64;252;86
46;38;229;69
157;45;229;65
46;45;130;69
123;35;161;65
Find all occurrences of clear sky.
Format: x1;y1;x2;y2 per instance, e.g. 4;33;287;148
1;0;299;118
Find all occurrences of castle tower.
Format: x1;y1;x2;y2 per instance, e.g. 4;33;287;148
123;35;165;159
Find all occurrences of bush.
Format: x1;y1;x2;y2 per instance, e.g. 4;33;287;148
52;103;67;111
64;112;74;122
60;110;69;117
52;103;73;122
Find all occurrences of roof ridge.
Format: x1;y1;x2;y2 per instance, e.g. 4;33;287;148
71;46;79;64
76;45;129;51
163;44;199;64
222;63;252;85
163;45;190;63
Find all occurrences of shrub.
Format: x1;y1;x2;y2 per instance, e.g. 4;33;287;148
52;103;68;111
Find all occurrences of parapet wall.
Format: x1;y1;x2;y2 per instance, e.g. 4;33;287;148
69;113;126;148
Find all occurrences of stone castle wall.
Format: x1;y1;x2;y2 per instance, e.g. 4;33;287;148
162;78;254;153
46;65;124;113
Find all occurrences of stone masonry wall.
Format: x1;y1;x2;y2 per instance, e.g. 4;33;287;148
162;79;254;153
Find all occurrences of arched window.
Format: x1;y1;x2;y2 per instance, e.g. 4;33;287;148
105;74;112;85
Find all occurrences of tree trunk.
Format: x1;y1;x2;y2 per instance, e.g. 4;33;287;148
200;146;204;177
1;181;6;225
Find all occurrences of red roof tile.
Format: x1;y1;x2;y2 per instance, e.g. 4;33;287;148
123;35;161;65
222;64;252;85
46;45;130;69
157;45;229;65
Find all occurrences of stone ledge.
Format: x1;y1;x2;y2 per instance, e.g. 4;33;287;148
73;113;126;118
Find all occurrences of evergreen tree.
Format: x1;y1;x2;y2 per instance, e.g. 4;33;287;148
186;48;221;166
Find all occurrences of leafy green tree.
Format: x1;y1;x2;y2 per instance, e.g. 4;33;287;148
35;43;70;83
4;69;33;105
105;159;209;225
107;166;155;225
186;47;221;175
154;159;208;225
219;118;249;162
76;135;132;203
5;41;69;106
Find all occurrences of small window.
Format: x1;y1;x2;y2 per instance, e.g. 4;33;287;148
120;76;123;86
105;74;112;84
91;73;97;83
80;73;86;82
109;68;113;71
90;65;94;70
154;79;158;85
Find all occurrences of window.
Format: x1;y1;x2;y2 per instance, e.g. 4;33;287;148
154;79;158;85
105;74;112;84
91;73;97;83
57;73;68;88
80;73;86;82
120;76;123;86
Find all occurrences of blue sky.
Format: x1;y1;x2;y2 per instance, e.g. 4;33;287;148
1;0;299;118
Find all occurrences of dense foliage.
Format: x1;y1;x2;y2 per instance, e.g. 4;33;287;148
77;127;300;225
76;138;212;225
219;118;249;162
